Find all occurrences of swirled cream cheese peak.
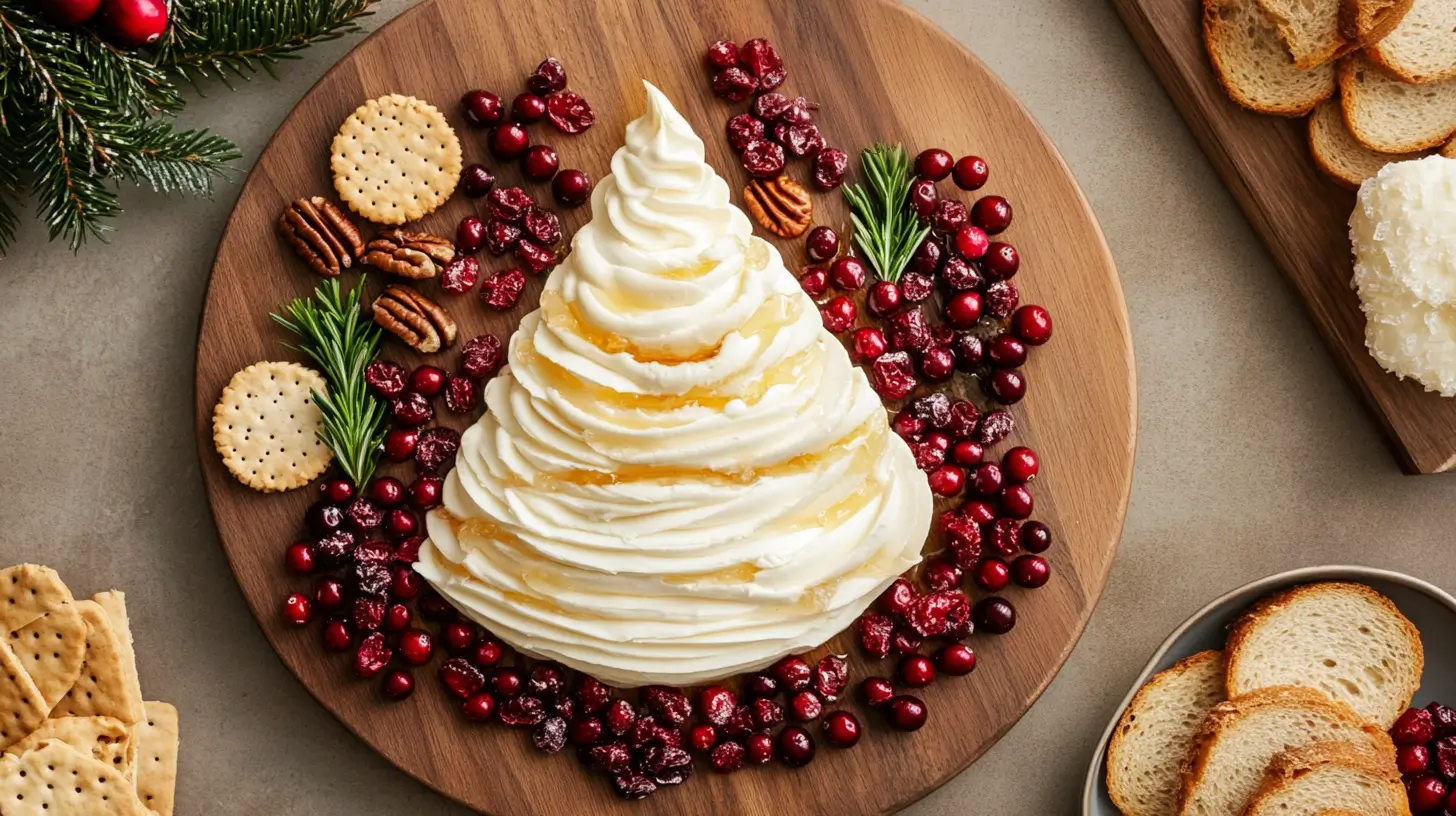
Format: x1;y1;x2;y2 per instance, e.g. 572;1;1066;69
416;82;931;687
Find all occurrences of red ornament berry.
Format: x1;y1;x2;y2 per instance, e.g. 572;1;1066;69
462;90;505;127
952;155;989;190
522;144;560;181
1012;554;1051;588
820;296;856;333
281;593;312;625
952;224;990;261
1013;304;1053;345
552;169;592;206
914;148;954;181
829;257;867;290
867;280;902;316
885;695;928;731
851;327;888;361
100;0;167;47
489;123;530;160
972;195;1014;234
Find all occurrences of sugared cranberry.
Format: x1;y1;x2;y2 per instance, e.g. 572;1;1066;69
898;655;936;688
353;633;392;678
984;242;1020;281
489;123;530;160
1013;304;1053;345
552;168;591;206
851;327;888;361
705;39;739;69
806;226;839;263
952;441;984;466
886;695;927;731
778;726;815;767
1394;707;1436;744
322;619;352;651
462;692;496;722
390;392;434;427
282;593;312;625
974;597;1017;634
398;629;434;666
924;559;963;592
935;643;977;676
799;266;829;298
381;669;414;701
812;147;849;190
945;291;982;328
820;296;856;333
739;37;786;89
920;346;956;382
972;195;1013;234
930;199;968;233
963;502;997;526
1012;554;1051;588
711;66;758;101
704;740;742;774
790;690;823;722
741;138;785;178
952;224;989;261
829;257;867;290
285;542;315;574
1001;484;1034;519
1399;744;1432;775
952;155;989;190
461;90;504;127
986;369;1026;404
908;179;938;218
867;280;902;316
511;92;547;123
725;114;765;152
773;655;814;692
522;144;559;182
914;148;954;181
974;558;1011;592
744;672;780;699
1411;776;1447;811
927;464;965;497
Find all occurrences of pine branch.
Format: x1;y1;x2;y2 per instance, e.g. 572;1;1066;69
0;144;20;252
110;120;240;195
158;0;376;89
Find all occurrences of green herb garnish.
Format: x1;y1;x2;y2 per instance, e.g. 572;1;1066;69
842;142;933;283
271;276;387;486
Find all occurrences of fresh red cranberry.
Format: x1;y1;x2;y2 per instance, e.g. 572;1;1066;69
364;477;402;508
914;148;954;181
1394;707;1436;744
935;643;977;676
984;242;1020;280
314;577;346;611
1001;484;1034;519
305;502;344;536
880;577;917;617
282;593;312;625
986;369;1027;404
511;92;547;123
899;655;937;687
952;155;989;190
398;629;434;666
1012;554;1051;588
867;280;902;316
908;179;938;218
777;726;815;767
459;163;496;199
403;478;440;512
886;695;927;731
380;669;415;701
812;147;850;190
811;712;859;752
962;502;996;527
859;678;894;708
322;619;352;651
987;335;1027;368
920;346;956;382
1398;743;1431;774
945;291;982;328
789;690;823;722
383;508;416;539
892;410;926;442
571;716;605;747
489;123;530;160
851;327;888;361
1014;521;1050;554
353;633;392;678
974;597;1017;634
950;333;983;371
440;621;475;654
952;224;990;261
952;441;984;467
462;692;496;722
931;199;968;233
924;559;963;592
686;724;716;753
738;733;770;766
829;257;867;290
461;90;504;127
969;462;1004;496
820;296;856;333
805;226;839;263
704;39;739;69
974;558;1011;592
382;602;410;633
1001;447;1039;483
284;541;315;574
469;640;502;669
552;168;592;206
522;144;559;181
1013;304;1053;345
1411;776;1447;811
972;195;1013;234
320;478;355;504
744;673;780;699
799;266;829;298
927;464;965;497
379;429;415;463
455;215;486;255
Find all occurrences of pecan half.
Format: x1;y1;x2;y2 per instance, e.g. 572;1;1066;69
362;229;456;280
373;285;458;353
743;176;813;238
278;196;364;277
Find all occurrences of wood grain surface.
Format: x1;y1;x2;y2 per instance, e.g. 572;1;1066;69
1110;0;1456;475
193;0;1135;812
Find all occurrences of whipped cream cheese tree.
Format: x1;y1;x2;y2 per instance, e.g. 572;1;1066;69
416;83;932;687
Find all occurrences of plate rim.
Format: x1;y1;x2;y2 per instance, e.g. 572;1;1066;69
1080;564;1456;815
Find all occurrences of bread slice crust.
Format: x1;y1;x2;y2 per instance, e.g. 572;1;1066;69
1366;0;1456;84
1107;650;1225;816
1339;54;1456;153
1224;581;1423;728
1255;0;1353;68
1204;0;1337;116
1308;97;1426;187
1245;740;1410;816
1339;0;1415;45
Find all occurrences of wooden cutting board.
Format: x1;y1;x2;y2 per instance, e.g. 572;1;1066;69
1111;0;1456;474
193;0;1135;812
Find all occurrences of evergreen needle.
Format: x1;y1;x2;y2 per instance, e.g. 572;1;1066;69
842;142;931;283
271;276;386;487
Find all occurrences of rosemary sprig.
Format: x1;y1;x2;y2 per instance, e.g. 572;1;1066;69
271;276;387;487
842;142;932;283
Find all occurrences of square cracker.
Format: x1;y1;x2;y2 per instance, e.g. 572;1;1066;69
0;639;47;750
93;591;145;784
51;600;144;725
136;701;178;816
0;564;73;634
0;738;151;815
7;601;85;710
4;715;131;777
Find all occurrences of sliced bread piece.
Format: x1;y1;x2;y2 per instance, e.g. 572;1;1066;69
1245;741;1410;816
1340;53;1456;152
1310;97;1427;187
1177;686;1394;816
1256;0;1351;67
1367;0;1456;83
1225;581;1422;728
1315;811;1373;816
1107;651;1226;816
1205;0;1338;115
1339;0;1415;45
1442;138;1455;157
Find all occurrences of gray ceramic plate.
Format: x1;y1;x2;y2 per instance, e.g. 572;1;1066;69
1082;565;1456;815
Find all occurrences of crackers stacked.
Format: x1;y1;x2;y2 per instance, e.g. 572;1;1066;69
0;564;179;815
1107;582;1421;816
1203;0;1456;188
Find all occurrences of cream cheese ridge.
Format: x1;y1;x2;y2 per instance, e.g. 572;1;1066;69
416;82;931;687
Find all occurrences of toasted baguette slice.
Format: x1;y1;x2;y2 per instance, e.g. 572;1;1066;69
1107;651;1226;816
1443;138;1455;158
1177;687;1394;816
1257;0;1351;67
1367;0;1456;83
1310;98;1426;187
1340;53;1456;152
1205;0;1338;115
1225;581;1422;728
1245;741;1411;816
1340;0;1414;45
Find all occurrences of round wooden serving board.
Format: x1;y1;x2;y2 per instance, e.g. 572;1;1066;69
194;1;1136;813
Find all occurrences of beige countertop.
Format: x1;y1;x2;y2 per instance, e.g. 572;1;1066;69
3;0;1452;813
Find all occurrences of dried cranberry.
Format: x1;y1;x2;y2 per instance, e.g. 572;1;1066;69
437;657;485;699
704;39;739;70
984;280;1020;318
500;695;547;727
646;747;692;787
725;114;765;151
892;410;926;441
781;96;813;124
353;633;391;678
444;376;477;413
614;772;656;800
987;518;1022;558
739;37;785;82
780;123;823;157
390;392;433;427
870;351;917;400
744;673;779;700
484;220;521;255
528;57;568;95
570;677;607;714
407;430;455;476
313;531;355;565
812;147;849;190
977;409;1015;444
908;238;944;277
364;360;407;397
751;92;791;120
813;655;849;701
751;697;785;730
1430;703;1456;738
460;334;503;380
1434;737;1456;779
945;400;980;438
524;208;562;246
906;590;961;637
941;256;982;291
527;665;565;697
925;559;963;591
630;715;678;750
910;393;952;429
857;612;894;658
899;271;934;303
351;596;385;632
943;513;982;557
931;199;969;232
352;561;391;598
645;686;692;726
820;296;856;333
1396;707;1438;744
515;238;556;274
891;628;923;655
887;307;932;352
741;138;785;178
952;332;985;370
711;67;757;102
879;577;916;617
572;716;605;747
546;91;595;133
439;256;480;294
590;741;633;774
709;741;744;773
482;269;526;311
344;498;383;533
486;186;532;223
604;699;636;735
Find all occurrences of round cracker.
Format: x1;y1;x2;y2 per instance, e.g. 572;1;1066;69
212;362;332;492
331;94;461;225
